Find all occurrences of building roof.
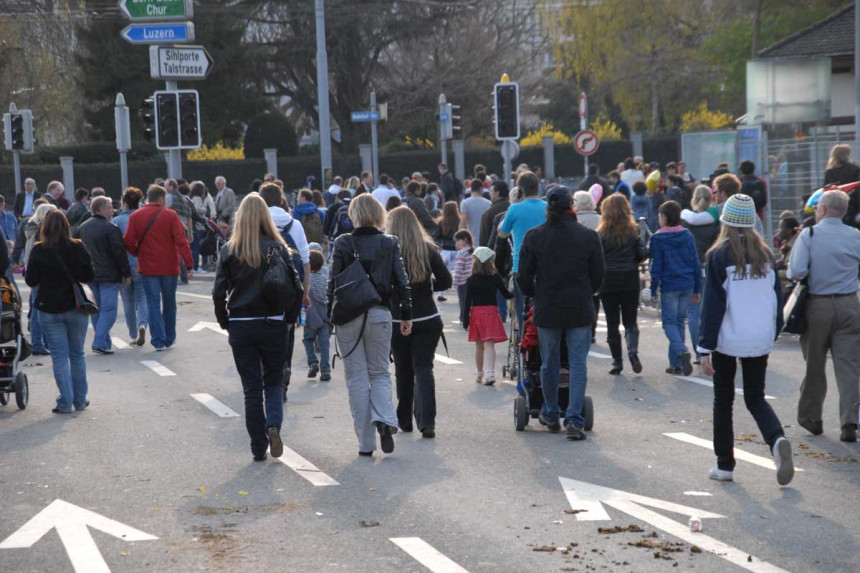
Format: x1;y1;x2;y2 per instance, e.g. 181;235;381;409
757;4;854;59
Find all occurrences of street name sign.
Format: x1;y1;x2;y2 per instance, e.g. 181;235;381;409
121;22;195;44
149;45;214;80
351;110;380;123
119;0;193;21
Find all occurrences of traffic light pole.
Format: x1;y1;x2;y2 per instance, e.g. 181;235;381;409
370;90;379;183
438;94;447;165
165;81;182;180
315;0;332;187
12;151;21;195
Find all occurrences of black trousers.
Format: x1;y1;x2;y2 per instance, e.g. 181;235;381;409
712;352;784;471
391;316;443;433
283;323;296;389
228;320;289;457
599;289;640;361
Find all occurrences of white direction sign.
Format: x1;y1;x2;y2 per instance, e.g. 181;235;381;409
149;45;214;80
189;321;227;336
0;499;158;573
559;478;789;573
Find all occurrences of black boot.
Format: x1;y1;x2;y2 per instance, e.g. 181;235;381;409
609;360;623;375
626;329;642;373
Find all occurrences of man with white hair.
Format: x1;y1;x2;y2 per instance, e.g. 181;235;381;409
15;178;40;219
214;176;236;226
325;176;343;207
788;190;860;442
43;180;70;211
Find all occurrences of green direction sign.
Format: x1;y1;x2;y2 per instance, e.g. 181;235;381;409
119;0;193;22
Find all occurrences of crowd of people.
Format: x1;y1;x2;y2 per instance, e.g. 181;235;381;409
6;143;858;486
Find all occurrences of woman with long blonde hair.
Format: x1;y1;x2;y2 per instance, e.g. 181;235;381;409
386;207;451;436
596;194;646;375
213;192;296;462
699;194;792;486
24;202;58;355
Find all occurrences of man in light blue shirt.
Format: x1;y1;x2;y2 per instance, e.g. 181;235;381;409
498;171;546;323
788;190;860;442
0;195;17;246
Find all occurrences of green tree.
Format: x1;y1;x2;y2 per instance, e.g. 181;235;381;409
243;111;299;159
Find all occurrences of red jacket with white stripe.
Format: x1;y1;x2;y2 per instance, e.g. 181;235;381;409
123;203;193;276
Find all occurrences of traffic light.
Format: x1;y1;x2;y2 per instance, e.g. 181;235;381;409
3;110;35;153
141;97;156;143
494;82;520;140
10;114;24;150
156;92;179;149
178;91;200;148
443;103;462;140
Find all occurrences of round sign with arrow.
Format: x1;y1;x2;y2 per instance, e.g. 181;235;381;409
574;130;599;156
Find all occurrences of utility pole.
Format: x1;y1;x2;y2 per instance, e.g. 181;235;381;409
855;0;860;153
9;103;21;196
370;90;379;182
115;93;131;191
315;0;332;187
439;93;447;165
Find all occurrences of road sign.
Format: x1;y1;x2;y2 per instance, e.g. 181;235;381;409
119;0;193;21
501;140;520;162
121;22;195;44
149;45;213;80
559;477;789;573
351;110;380;123
436;113;449;122
0;499;158;573
574;129;599;156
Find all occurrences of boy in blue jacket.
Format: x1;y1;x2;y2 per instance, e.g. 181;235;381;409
649;200;701;375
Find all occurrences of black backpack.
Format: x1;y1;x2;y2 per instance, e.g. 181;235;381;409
278;220;306;282
261;243;304;323
332;203;354;237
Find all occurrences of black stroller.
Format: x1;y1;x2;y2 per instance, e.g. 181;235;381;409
0;277;30;409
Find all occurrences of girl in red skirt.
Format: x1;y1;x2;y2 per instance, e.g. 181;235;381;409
463;247;514;385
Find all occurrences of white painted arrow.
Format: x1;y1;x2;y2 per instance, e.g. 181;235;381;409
559;478;789;573
188;321;227;336
0;499;158;573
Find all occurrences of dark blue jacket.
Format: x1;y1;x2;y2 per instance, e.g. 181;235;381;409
649;228;701;296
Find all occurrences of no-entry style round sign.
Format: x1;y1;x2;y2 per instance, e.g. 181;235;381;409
574;130;599;156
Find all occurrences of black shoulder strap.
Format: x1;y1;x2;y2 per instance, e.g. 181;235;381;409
138;209;163;248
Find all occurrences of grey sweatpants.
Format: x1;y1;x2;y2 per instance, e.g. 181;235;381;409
337;307;398;452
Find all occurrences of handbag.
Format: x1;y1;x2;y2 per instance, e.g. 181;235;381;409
52;251;99;315
782;227;812;335
330;237;382;364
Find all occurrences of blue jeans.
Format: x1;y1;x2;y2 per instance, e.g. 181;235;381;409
303;323;331;373
40;310;89;411
497;289;508;322
141;274;178;349
191;230;204;271
537;325;591;429
29;287;48;353
661;290;692;368
89;282;120;350
687;298;701;360
120;266;149;339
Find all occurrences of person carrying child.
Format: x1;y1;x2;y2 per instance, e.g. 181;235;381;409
451;229;474;326
303;249;331;381
462;247;513;385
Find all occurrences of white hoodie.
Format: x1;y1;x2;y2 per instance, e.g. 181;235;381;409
268;206;310;264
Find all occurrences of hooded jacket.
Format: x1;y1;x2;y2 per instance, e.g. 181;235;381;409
649;227;701;296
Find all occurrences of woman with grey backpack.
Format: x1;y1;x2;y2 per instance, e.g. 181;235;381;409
328;194;412;457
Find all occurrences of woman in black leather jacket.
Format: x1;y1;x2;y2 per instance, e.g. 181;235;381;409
327;194;412;457
596;194;647;375
213;193;294;462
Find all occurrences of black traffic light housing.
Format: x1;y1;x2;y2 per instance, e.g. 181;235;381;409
156;92;179;149
178;91;200;148
10;114;24;150
494;83;520;140
141;97;156;143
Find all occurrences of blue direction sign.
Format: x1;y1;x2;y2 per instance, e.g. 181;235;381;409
351;110;380;123
121;22;195;45
435;113;449;122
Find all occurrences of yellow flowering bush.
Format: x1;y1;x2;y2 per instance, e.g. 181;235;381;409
680;103;734;132
520;124;572;147
187;142;245;161
590;115;622;141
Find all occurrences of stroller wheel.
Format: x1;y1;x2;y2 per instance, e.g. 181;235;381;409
514;395;528;431
582;396;594;431
0;390;8;406
502;365;509;379
14;372;28;410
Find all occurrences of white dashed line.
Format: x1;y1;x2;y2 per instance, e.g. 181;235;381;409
390;537;469;573
176;291;211;300
190;393;240;418
675;375;775;400
434;354;463;365
663;432;802;472
111;338;130;349
274;445;340;486
588;351;612;359
140;360;176;377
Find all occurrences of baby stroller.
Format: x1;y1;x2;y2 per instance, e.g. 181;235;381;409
514;300;593;432
0;277;30;410
501;277;520;381
199;220;228;272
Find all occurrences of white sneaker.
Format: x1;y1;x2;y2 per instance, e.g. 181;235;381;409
196;269;209;275
772;437;794;486
708;464;733;482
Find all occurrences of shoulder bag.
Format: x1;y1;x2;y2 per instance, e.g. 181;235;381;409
330;236;382;363
782;227;812;335
52;250;99;316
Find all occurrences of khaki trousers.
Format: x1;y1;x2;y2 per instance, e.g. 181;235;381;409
799;296;860;427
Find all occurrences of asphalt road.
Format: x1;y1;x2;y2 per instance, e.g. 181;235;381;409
0;276;857;573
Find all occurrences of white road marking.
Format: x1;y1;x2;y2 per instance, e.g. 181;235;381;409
434;354;463;365
597;320;607;326
274;445;339;487
140;360;176;377
190;393;240;418
559;478;788;573
675;375;776;400
188;321;227;336
683;491;713;496
0;499;157;573
111;338;130;349
588;351;612;359
595;327;607;333
663;432;802;472
390;537;469;573
176;291;211;300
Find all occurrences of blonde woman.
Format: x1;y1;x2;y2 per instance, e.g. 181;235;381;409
344;176;360;196
387;207;451;437
213;193;296;462
824;145;860;228
24;202;57;355
699;194;792;485
327;194;411;456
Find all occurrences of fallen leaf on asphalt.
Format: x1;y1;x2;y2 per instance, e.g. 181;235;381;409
120;551;130;557
748;556;753;562
629;540;683;552
369;488;377;492
238;491;249;496
598;525;643;534
532;545;557;552
198;486;207;493
691;545;702;553
360;520;380;528
564;509;588;514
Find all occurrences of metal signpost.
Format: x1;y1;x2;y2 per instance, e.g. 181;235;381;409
494;73;520;186
149;45;213;80
579;92;588;175
352;95;381;181
438;94;448;165
315;0;332;187
3;102;35;195
115;93;132;191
